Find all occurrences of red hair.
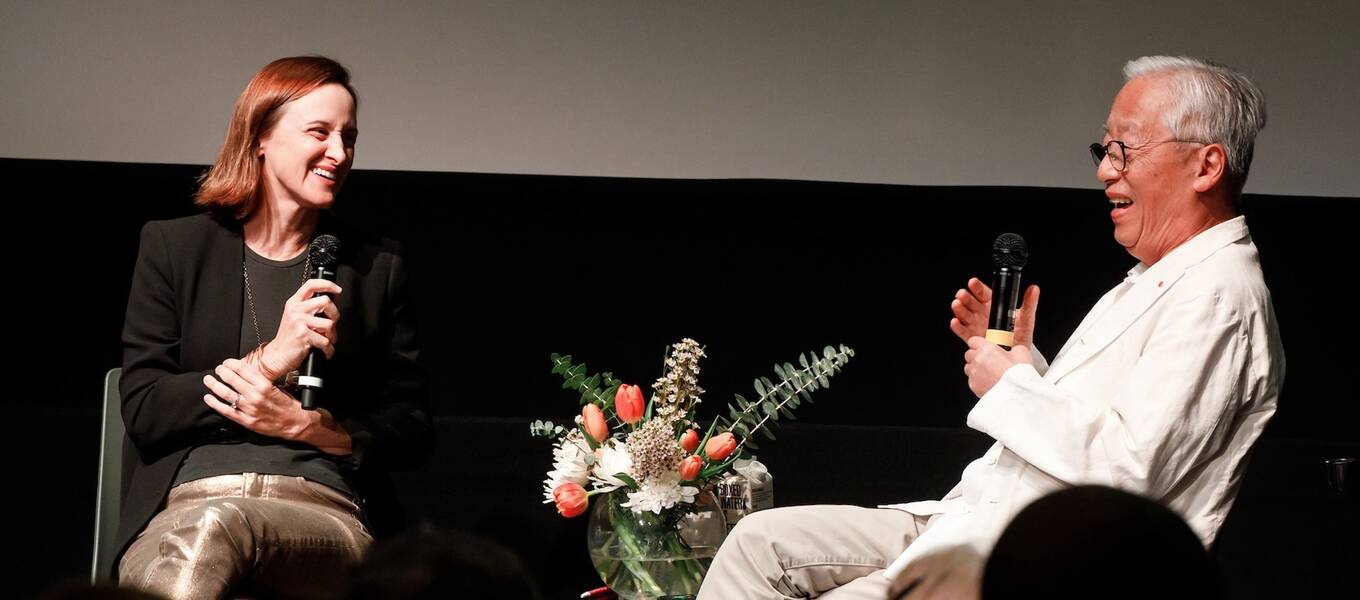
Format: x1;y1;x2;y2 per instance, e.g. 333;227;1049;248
195;56;357;218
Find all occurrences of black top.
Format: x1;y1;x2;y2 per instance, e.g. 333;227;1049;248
172;244;353;497
116;211;434;581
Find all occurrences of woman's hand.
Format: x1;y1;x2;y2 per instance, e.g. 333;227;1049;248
253;279;342;380
202;358;352;455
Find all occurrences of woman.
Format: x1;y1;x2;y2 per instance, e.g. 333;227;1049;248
115;56;433;599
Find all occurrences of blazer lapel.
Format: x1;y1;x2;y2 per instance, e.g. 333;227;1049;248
1043;269;1184;383
202;219;245;364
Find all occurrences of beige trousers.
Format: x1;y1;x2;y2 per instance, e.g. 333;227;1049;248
697;505;930;600
119;473;372;600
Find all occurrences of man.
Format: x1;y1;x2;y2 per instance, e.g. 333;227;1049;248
697;55;1283;600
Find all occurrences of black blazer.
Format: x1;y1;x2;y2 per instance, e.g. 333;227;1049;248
114;212;434;580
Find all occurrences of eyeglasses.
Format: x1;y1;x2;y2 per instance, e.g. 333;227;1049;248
1089;139;1207;172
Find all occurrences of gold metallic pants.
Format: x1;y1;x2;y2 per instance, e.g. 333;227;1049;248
119;473;372;600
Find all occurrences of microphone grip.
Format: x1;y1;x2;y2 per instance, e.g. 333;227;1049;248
987;268;1023;349
299;351;323;410
297;263;336;411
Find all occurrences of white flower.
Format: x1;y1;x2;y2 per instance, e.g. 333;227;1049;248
621;472;699;514
590;441;634;492
541;432;591;503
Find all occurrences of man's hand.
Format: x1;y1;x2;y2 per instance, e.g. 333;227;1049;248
961;285;1039;397
949;278;993;343
950;279;1039;349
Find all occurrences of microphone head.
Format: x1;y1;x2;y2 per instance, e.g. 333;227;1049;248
309;234;342;270
992;233;1029;270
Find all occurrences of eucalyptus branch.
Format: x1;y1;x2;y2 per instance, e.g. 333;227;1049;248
550;353;622;409
725;345;855;455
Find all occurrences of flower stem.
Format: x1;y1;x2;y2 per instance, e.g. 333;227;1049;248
608;498;665;596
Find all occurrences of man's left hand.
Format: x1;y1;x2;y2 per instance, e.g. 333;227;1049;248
964;337;1033;397
963;284;1039;397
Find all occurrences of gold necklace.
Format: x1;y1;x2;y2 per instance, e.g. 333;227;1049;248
242;246;312;350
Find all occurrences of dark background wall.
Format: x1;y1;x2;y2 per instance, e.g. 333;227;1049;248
11;158;1352;437
5;157;1356;597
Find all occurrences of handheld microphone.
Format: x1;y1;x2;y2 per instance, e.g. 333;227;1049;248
987;233;1029;349
298;234;340;410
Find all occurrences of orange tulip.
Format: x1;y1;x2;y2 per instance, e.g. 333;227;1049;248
680;429;700;453
615;384;645;424
553;482;589;518
679;455;703;481
705;432;737;461
582;404;608;442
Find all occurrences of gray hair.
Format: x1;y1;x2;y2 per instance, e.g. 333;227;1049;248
1123;56;1266;196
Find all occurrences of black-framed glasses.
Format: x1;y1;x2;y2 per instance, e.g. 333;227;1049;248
1089;139;1208;172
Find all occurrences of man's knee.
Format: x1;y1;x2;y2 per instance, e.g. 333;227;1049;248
726;506;814;547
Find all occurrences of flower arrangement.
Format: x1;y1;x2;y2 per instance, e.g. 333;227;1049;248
530;338;854;597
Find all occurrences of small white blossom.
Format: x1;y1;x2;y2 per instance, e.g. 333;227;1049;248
541;432;591;503
590;441;634;492
622;472;700;514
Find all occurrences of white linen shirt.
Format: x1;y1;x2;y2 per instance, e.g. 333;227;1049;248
883;216;1285;579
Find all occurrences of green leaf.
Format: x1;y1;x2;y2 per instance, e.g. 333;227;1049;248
773;364;787;380
799;353;810;368
760;377;777;396
585;374;601;391
614;473;639;491
824;346;836;360
563;374;585;390
529;419;561;438
603;383;621;403
735;393;750;410
753;379;766;397
783;363;797;380
761;428;777;440
762;401;778;417
818;374;831;388
779;407;798;420
697;417;723;457
700;456;741;480
579;424;599;451
741;438;759;450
